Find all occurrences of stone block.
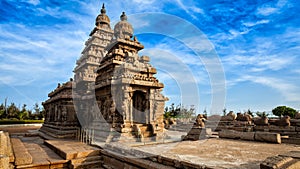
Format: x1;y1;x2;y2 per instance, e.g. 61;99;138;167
280;151;300;159
219;130;255;141
260;156;293;169
254;132;281;144
282;138;300;145
0;154;9;169
11;138;33;165
269;126;295;132
218;130;241;139
205;128;212;135
296;127;300;132
0;131;7;155
254;125;269;131
240;132;255;141
4;132;14;163
281;131;298;137
290;119;300;126
285;159;300;169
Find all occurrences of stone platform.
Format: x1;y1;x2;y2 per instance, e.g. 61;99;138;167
11;136;68;169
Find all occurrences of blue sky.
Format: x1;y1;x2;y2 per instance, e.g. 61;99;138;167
0;0;299;114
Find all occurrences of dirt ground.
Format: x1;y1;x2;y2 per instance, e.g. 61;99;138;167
135;138;300;169
0;125;41;133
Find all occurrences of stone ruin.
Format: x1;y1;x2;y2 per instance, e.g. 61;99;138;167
39;4;167;142
205;111;300;144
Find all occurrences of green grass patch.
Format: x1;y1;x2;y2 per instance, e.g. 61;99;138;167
0;119;44;125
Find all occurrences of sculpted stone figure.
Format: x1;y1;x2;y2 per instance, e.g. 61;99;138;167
195;114;206;127
253;116;269;126
275;116;291;127
61;106;67;121
220;111;237;121
295;112;300;119
236;113;252;122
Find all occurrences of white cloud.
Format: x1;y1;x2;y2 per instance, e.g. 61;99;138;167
223;54;294;72
22;0;40;6
227;75;300;102
175;0;204;20
243;20;270;27
132;0;156;4
256;0;291;16
190;6;205;15
256;7;278;16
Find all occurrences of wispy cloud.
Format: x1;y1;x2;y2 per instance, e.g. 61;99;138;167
228;75;300;102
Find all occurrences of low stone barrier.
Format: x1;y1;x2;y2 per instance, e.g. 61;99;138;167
219;130;281;144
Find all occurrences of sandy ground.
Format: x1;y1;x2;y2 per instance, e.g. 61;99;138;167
135;138;300;169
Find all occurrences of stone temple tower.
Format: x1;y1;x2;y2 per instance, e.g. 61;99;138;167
94;12;167;142
73;4;113;91
72;4;114;129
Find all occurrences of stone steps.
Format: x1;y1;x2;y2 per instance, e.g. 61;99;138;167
44;140;102;169
11;136;68;169
39;125;78;139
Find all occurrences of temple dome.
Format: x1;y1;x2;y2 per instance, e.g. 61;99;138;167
95;3;110;26
114;12;133;40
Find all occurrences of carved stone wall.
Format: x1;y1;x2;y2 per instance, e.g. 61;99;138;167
40;80;79;139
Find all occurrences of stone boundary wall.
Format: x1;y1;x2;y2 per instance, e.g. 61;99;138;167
219;130;281;144
206;119;300;144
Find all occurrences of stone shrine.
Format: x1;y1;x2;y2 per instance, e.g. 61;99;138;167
40;79;79;138
93;11;167;142
40;4;167;142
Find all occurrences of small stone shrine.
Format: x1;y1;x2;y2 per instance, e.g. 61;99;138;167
40;80;79;138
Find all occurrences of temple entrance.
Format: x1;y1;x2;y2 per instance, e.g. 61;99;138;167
132;91;148;124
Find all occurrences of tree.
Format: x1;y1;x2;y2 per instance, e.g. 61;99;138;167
223;108;227;116
256;111;269;118
7;103;19;119
246;109;253;117
164;103;195;119
272;106;297;118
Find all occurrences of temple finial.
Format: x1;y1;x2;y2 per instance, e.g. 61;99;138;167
120;12;127;21
101;3;106;14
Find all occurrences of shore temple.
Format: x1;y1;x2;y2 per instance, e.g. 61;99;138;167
40;4;168;143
